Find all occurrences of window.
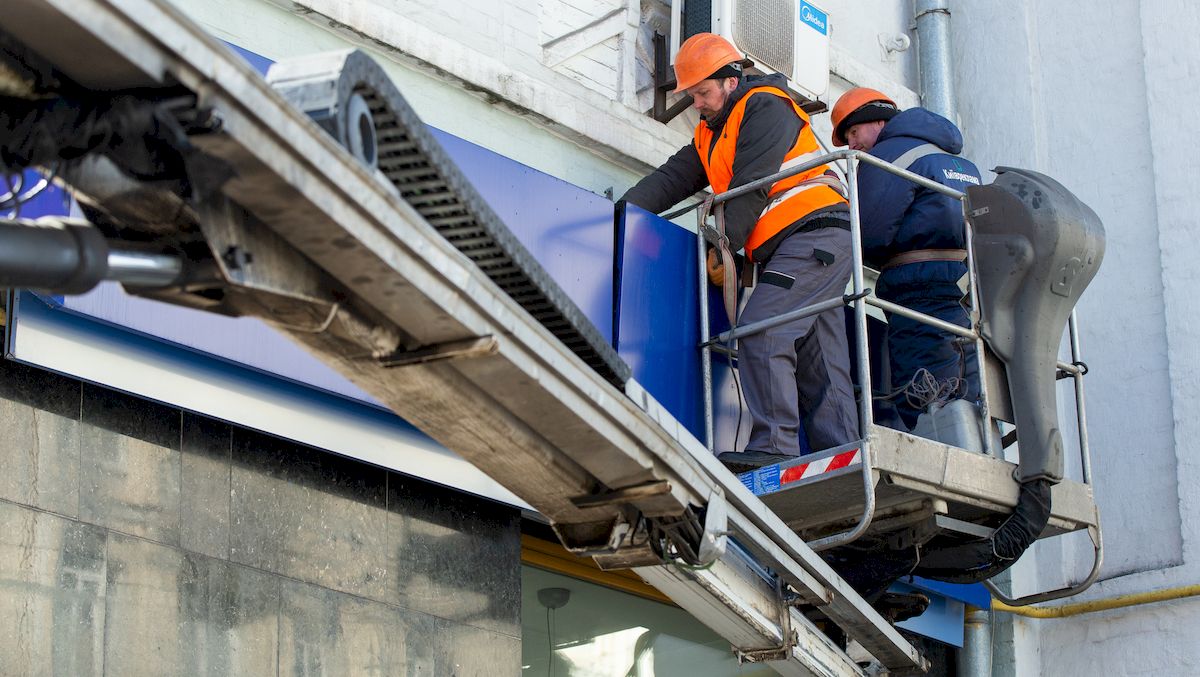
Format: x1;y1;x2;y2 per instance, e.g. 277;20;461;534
521;536;772;677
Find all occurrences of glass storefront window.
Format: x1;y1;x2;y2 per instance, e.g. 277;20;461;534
521;566;774;677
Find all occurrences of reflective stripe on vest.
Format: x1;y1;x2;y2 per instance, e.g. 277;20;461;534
890;142;948;171
775;149;838;185
694;86;847;261
761;175;845;219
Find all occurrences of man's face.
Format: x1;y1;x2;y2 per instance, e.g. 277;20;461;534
687;77;738;119
845;120;886;152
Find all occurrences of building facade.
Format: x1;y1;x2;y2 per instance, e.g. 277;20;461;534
1;0;1195;675
953;3;1200;674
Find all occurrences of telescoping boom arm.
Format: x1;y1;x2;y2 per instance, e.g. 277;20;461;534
0;0;925;674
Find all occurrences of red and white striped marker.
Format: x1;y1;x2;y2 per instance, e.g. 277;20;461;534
780;448;860;485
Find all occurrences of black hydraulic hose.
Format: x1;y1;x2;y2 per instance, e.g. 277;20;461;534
914;478;1054;584
0;219;109;294
1;91;200;186
822;545;923;604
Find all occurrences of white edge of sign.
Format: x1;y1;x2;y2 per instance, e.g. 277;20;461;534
9;293;532;512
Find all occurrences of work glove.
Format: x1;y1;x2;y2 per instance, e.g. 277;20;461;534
706;247;725;287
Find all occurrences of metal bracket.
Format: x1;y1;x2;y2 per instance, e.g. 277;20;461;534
737;577;798;663
737;637;797;664
1056;360;1089;380
568;519;632;558
570;483;729;568
557;512;663;570
649;32;692;123
843;288;872;305
378;335;498;368
698;222;723;247
933;514;996;540
570;480;671;510
697;486;728;564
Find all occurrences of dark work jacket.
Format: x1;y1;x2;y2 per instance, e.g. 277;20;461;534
621;73;846;263
858;108;982;272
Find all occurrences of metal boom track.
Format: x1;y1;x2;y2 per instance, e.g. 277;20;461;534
0;0;925;673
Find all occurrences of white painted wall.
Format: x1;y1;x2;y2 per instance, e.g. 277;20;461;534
956;0;1183;577
952;1;1200;674
167;0;1199;672
171;0;921;199
169;0;658;201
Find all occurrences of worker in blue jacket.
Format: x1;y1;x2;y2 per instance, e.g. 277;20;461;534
830;88;982;430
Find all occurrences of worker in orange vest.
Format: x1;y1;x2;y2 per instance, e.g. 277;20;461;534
622;33;858;473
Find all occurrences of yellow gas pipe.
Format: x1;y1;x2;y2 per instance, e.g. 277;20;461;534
992;584;1200;618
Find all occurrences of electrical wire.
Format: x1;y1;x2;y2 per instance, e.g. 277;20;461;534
874;366;964;413
0;172;25;206
2;166;59;218
546;606;554;677
671;557;718;573
727;332;746;454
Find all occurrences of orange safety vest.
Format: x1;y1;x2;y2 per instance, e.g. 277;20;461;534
695;86;846;261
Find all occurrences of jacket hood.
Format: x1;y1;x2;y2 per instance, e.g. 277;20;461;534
705;72;790;130
877;107;964;153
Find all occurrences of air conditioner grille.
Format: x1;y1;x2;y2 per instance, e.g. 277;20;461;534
682;0;713;41
734;0;796;79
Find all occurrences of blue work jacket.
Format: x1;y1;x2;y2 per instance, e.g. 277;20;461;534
857;108;983;271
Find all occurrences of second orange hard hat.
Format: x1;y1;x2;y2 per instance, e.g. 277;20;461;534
830;87;898;146
673;33;744;93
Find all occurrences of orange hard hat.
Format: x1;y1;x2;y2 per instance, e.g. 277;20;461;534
673;33;743;93
830;87;898;146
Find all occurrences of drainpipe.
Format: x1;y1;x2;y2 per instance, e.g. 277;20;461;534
914;0;956;121
957;606;992;677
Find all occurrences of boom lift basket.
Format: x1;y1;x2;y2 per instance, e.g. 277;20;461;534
694;152;1106;606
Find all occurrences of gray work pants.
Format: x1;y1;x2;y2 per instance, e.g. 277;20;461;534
739;227;859;456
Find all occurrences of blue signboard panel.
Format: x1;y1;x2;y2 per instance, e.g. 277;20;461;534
431;129;615;343
52;283;379;403
616;204;702;434
228;42;273;73
892;580;965;647
906;576;991;610
615;204;748;444
7;291;527;509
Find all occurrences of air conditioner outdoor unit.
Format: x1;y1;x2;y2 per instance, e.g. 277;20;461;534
669;0;831;104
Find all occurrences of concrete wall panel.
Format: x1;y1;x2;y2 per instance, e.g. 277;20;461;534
0;360;522;676
956;0;1182;587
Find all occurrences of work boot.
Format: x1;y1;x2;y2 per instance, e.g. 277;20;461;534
872;591;930;624
717;450;793;474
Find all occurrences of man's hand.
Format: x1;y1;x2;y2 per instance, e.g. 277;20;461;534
706;248;725;287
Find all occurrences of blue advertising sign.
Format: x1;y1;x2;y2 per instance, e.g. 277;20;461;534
433;129;615;343
617;204;702;434
892;580;965;646
617;204;752;444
